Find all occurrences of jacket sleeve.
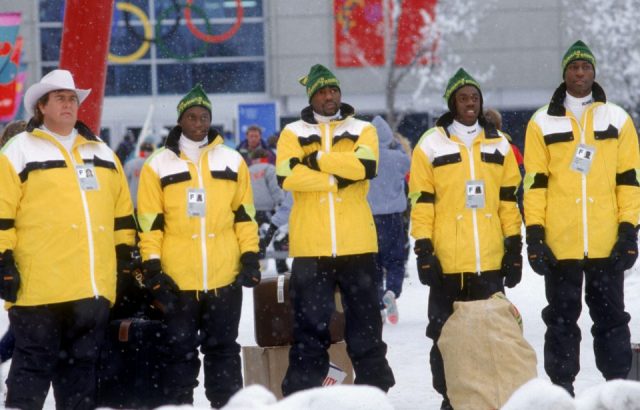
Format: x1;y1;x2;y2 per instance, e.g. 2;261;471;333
276;127;338;193
232;160;259;254
0;154;20;252
523;119;550;228
409;143;436;240
113;156;137;248
266;165;284;207
498;145;523;237
136;162;164;261
315;123;379;181
615;115;640;225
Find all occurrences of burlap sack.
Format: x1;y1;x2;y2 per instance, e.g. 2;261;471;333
438;293;537;410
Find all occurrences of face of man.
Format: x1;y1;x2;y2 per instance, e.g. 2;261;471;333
310;86;341;117
564;60;595;98
453;85;481;126
246;129;262;150
39;90;79;135
179;106;211;142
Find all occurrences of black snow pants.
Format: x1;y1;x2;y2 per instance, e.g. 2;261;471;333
281;253;395;395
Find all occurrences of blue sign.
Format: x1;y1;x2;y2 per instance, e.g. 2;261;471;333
237;102;278;144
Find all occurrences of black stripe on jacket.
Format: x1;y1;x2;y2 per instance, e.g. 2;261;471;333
160;172;191;188
19;160;67;182
616;169;639;187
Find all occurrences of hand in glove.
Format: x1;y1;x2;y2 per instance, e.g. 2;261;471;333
0;250;20;303
142;259;180;313
501;235;523;288
235;252;261;288
258;224;278;259
116;244;142;277
301;151;320;171
609;222;639;271
526;225;557;276
414;239;443;287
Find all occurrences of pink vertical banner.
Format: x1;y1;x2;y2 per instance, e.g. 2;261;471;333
0;12;21;120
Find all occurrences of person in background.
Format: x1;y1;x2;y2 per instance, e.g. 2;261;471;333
115;131;136;164
524;40;640;396
409;68;522;410
367;115;410;325
0;120;27;148
277;63;395;396
484;108;525;217
124;138;155;209
249;148;289;273
236;124;275;164
0;69;137;409
136;84;260;408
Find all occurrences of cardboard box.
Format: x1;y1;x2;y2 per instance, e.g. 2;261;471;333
242;342;353;399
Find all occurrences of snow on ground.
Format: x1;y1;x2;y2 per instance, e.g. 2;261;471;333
2;241;640;409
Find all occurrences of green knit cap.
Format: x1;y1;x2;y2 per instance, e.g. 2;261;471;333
443;68;482;103
177;84;212;120
562;40;596;76
299;64;340;100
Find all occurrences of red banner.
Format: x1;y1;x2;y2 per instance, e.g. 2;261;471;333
334;0;437;67
0;36;23;121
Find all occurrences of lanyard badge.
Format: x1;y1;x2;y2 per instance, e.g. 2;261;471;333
187;188;206;217
465;180;485;209
570;143;595;175
76;164;99;191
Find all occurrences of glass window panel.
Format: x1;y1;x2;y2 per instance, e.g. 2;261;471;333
155;0;262;19
109;25;151;60
157;61;264;94
38;0;65;22
105;65;151;96
40;28;62;62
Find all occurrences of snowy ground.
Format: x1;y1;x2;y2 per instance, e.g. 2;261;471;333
2;239;640;409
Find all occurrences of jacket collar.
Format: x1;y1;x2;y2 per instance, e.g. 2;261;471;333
435;111;499;140
547;81;607;117
300;103;356;124
165;125;222;156
26;119;100;142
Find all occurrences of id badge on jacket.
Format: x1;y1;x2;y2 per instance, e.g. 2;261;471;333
187;188;206;217
570;144;595;175
76;164;99;191
465;180;485;209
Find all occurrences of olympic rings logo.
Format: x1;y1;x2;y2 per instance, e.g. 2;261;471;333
108;0;245;64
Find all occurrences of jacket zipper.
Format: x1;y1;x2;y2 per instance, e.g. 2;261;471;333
466;143;482;274
69;147;99;298
577;113;589;257
323;123;338;257
196;153;209;292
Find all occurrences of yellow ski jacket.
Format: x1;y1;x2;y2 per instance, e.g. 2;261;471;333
137;127;258;290
0;122;136;305
410;114;522;274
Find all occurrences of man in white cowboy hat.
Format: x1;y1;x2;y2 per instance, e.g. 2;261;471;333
0;69;136;409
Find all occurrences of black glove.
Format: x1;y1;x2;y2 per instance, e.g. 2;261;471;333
116;244;142;277
501;235;523;288
609;222;639;271
258;224;278;259
0;250;20;303
142;259;180;313
301;151;320;171
526;225;557;276
414;238;443;287
235;252;261;288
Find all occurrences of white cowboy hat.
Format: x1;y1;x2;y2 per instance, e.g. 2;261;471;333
23;69;91;116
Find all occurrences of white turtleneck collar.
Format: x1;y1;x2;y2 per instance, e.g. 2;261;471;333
564;92;593;122
42;125;77;154
448;120;481;148
313;109;342;124
179;134;208;164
